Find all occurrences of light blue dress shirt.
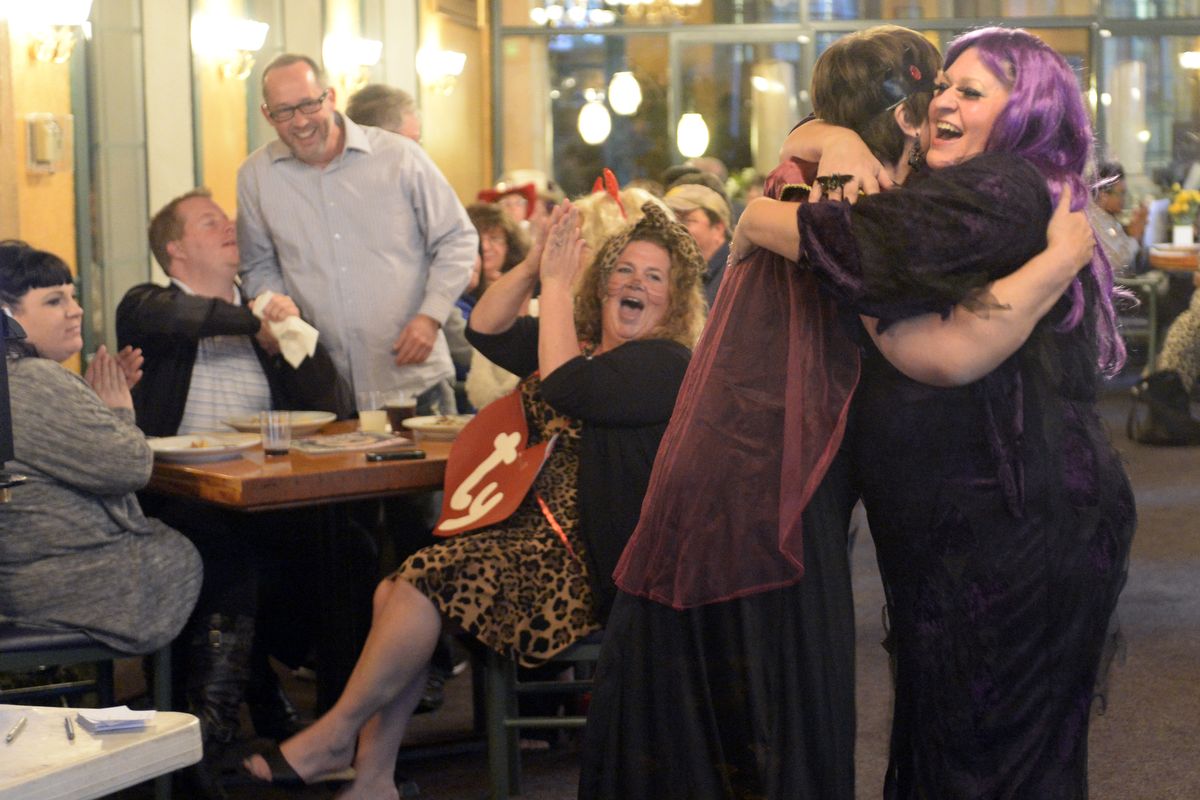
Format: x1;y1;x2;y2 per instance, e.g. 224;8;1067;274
237;114;477;399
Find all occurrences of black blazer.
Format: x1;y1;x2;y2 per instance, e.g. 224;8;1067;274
116;282;349;437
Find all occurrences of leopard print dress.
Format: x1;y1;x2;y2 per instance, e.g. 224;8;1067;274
393;376;599;668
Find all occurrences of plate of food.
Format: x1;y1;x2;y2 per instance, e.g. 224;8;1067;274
401;414;474;441
148;433;261;463
222;411;336;436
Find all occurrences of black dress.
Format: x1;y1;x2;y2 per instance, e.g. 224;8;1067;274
580;156;861;800
578;452;858;800
803;153;1136;799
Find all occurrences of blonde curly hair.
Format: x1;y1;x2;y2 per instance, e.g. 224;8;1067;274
573;202;707;350
573;186;672;258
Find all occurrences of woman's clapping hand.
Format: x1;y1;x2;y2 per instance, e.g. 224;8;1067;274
85;345;134;410
539;201;586;289
116;345;144;389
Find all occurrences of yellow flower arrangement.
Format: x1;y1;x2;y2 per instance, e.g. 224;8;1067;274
1168;184;1200;225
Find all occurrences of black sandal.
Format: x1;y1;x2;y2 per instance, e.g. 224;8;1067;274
246;743;356;788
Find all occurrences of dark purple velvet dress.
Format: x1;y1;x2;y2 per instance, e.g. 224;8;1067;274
802;153;1136;799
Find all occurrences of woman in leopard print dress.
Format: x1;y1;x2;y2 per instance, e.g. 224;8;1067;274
246;201;707;795
1133;292;1200;444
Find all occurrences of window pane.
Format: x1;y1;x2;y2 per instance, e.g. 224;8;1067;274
809;0;1086;18
1101;35;1200;201
504;0;800;29
502;33;672;196
679;41;806;176
1102;0;1200;19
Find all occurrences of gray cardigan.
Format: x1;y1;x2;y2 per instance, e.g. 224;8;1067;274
0;356;202;653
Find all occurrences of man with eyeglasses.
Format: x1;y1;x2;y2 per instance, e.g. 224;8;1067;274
237;53;476;419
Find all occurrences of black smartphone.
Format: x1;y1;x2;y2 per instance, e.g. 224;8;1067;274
366;450;426;462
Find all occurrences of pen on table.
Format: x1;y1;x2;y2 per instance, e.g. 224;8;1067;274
5;715;26;743
65;715;75;740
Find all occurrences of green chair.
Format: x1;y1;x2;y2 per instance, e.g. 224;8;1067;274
484;636;602;797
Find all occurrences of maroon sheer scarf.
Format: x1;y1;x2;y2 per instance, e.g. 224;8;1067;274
614;161;859;609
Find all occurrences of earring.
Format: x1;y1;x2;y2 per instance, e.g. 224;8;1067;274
908;132;924;170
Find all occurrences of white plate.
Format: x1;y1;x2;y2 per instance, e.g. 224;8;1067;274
1150;243;1200;254
401;414;474;441
221;411;336;436
148;433;261;463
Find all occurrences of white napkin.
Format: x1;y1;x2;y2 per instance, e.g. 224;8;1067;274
252;291;319;368
75;706;156;733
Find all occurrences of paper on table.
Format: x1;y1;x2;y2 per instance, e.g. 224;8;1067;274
252;290;319;368
75;706;156;733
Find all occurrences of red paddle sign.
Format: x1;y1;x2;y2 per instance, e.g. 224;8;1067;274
434;390;556;536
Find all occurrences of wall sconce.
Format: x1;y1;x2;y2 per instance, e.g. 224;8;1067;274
607;72;642;115
323;34;383;95
1180;51;1200;69
416;48;467;95
676;112;709;158
8;0;94;63
190;13;269;80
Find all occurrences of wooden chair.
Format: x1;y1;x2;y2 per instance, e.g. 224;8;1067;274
0;622;174;800
483;635;602;797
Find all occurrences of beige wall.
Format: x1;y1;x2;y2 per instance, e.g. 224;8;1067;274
419;0;491;201
1;22;79;370
3;29;76;264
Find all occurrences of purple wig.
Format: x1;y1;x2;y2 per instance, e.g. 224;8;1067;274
944;27;1125;375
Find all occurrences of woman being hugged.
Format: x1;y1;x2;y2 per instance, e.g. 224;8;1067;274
244;200;706;797
740;27;1134;798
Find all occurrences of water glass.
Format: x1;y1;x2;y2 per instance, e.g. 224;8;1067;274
260;410;291;456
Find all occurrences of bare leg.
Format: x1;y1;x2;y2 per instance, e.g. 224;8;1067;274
333;672;428;800
244;578;440;787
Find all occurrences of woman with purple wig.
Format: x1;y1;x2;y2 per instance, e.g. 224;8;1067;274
736;26;1134;798
582;25;1105;800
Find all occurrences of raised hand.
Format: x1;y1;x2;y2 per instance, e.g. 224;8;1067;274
539;201;585;288
116;345;144;389
85;345;134;410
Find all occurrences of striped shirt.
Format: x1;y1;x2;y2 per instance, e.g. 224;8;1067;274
236;114;477;400
172;279;272;433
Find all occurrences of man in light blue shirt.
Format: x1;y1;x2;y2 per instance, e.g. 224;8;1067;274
238;54;477;413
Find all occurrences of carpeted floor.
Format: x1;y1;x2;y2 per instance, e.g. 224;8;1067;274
117;386;1200;800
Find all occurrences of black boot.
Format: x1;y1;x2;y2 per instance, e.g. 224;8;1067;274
246;650;305;741
182;613;255;800
1129;371;1200;446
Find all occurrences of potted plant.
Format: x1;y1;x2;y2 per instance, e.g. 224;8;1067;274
1168;184;1200;245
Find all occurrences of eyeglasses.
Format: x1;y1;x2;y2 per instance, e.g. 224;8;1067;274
263;90;329;123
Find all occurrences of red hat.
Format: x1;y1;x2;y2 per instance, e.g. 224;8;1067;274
477;182;539;219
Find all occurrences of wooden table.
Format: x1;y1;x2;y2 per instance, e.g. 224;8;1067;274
146;429;450;710
1148;246;1200;287
0;705;200;800
147;438;450;511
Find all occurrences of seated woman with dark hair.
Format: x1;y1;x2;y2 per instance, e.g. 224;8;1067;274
0;240;202;655
244;200;708;796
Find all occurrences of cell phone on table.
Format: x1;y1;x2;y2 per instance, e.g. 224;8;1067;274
366;450;426;462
